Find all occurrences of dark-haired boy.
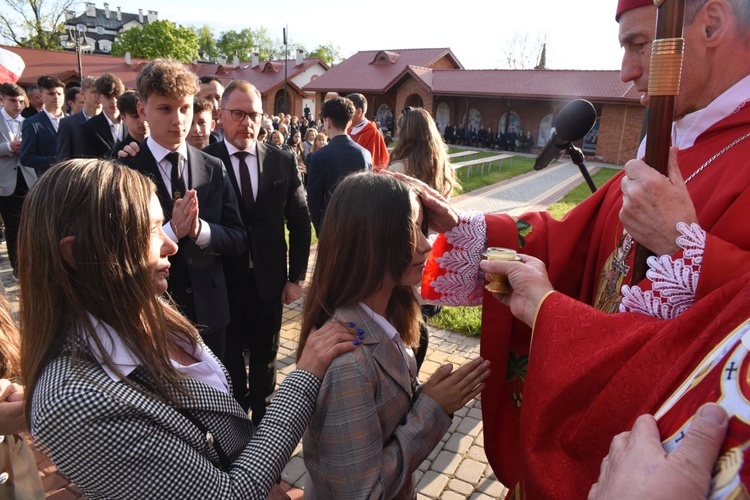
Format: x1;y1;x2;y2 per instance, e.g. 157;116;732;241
107;90;148;157
57;76;101;162
306;96;372;235
20;75;65;176
186;98;214;150
122;59;246;359
83;73;126;157
0;83;36;280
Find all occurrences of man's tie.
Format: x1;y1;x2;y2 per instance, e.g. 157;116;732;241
166;151;185;200
234;151;254;212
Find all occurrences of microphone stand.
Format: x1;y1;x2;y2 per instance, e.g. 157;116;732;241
566;144;596;193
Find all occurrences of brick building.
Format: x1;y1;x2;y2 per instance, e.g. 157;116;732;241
305;48;644;165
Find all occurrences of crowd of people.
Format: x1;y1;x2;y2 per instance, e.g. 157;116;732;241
0;0;748;496
443;123;535;152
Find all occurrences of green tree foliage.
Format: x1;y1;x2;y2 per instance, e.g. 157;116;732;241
307;43;342;67
0;0;74;50
111;20;198;63
193;24;219;62
216;27;283;62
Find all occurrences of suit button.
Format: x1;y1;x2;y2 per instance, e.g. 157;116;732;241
0;472;8;484
187;258;193;264
186;287;192;294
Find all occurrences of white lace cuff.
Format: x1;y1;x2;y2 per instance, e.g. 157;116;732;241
430;211;487;306
619;222;704;319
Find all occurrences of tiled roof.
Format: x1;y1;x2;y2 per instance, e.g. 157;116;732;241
304;48;461;93
4;45;327;95
193;58;328;94
431;69;640;103
3;45;147;87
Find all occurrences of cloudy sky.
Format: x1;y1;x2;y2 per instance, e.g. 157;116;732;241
142;0;624;71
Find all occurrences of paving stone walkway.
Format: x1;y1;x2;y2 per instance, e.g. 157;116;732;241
0;154;618;499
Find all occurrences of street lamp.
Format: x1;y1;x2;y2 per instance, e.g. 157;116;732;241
64;28;91;81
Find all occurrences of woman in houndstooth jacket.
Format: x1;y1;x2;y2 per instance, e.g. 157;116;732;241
18;159;359;499
297;173;490;499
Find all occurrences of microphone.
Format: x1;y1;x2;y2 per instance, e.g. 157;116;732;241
534;99;597;171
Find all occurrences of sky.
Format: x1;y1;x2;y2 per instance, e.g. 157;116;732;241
136;0;625;71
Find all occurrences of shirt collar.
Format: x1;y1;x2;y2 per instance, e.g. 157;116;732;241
43;108;63;123
147;136;188;163
224;138;257;157
0;109;19;122
358;302;398;341
83;314;141;381
104;112;119;128
350;118;368;136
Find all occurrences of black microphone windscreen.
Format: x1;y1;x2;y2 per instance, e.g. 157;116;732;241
554;99;597;142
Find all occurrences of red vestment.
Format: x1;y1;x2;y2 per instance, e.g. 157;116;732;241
349;121;389;171
423;101;750;496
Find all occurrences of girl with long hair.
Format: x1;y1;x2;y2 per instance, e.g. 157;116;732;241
389;107;458;198
297;172;489;499
20;159;358;498
389;107;460;369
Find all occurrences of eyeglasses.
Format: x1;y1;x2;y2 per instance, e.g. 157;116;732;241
222;109;263;123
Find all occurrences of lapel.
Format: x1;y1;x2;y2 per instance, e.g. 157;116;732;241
207;142;249;224
255;142;272;205
36;111;56;137
335;304;415;396
186;145;210;209
134;142;172;216
0;116;13;142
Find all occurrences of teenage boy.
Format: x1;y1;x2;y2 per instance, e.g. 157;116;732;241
83;73;126;157
57;76;101;162
107;90;149;157
20;75;65;176
0;83;37;280
122;59;246;359
186;97;214;150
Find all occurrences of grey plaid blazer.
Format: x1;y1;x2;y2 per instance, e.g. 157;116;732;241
30;339;321;499
302;304;452;499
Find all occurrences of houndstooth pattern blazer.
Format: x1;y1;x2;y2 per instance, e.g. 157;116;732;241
30;338;320;499
302;304;452;500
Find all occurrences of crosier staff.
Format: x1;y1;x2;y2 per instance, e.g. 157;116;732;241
631;0;686;285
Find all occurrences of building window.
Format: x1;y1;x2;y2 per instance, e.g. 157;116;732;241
77;24;87;32
96;26;104;34
99;40;111;52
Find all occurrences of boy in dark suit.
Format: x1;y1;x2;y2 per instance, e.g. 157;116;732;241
20;75;65;176
122;59;247;359
82;73;125;158
107;90;148;158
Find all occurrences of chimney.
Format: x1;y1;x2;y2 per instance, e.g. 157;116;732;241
125;51;131;64
116;6;121;21
296;48;304;66
85;2;96;16
104;3;110;18
232;53;239;68
252;53;259;68
147;10;157;23
65;9;75;20
218;55;227;65
138;9;143;23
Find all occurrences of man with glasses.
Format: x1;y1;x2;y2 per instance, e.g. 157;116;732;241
203;80;311;425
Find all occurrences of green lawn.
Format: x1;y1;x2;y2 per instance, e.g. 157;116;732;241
430;157;621;336
453;154;537;195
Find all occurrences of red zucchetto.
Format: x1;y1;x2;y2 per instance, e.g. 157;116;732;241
616;0;654;20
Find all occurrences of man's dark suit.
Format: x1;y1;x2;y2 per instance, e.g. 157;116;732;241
19;111;59;176
56;111;88;162
123;142;247;359
83;113;124;158
203;140;310;423
306;134;372;235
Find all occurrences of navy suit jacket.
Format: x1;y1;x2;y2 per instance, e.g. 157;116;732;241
20;111;60;175
122;143;247;335
56;111;87;162
83;113;124;158
203;140;310;301
306;134;372;235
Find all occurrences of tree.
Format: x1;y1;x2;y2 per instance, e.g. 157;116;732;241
193;24;219;62
307;43;342;67
216;27;283;62
111;20;199;63
0;0;75;50
500;32;548;70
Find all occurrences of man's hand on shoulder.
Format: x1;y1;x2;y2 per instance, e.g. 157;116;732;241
117;142;141;159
